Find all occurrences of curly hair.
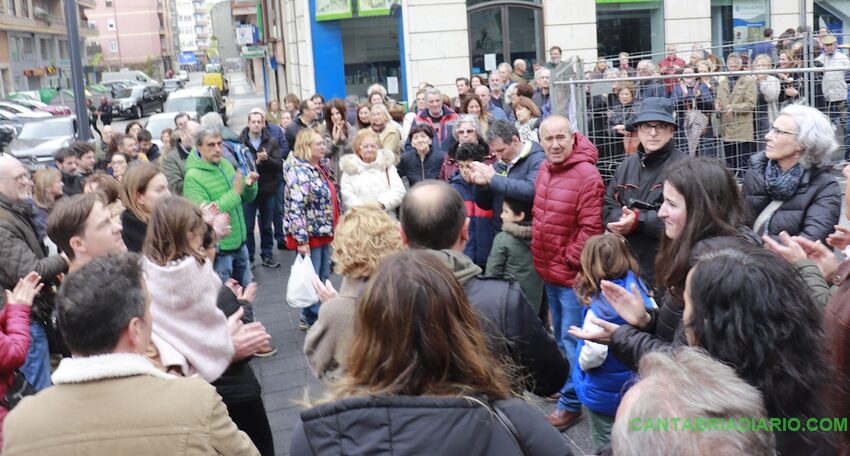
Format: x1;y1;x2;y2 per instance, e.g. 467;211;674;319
331;204;403;279
686;246;831;421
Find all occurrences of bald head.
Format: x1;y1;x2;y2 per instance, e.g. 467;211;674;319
399;180;468;251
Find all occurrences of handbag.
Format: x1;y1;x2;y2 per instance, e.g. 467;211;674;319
0;371;36;410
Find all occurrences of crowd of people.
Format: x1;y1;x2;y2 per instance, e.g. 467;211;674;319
0;31;847;455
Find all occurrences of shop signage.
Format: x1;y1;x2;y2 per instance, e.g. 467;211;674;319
316;0;353;21
357;0;396;17
241;45;266;59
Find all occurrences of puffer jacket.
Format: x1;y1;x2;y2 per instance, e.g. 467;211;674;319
602;140;688;286
0;302;31;447
449;172;494;269
284;156;338;245
531;132;605;287
183;151;258;251
0;196;67;321
743;152;841;243
397;145;445;186
339;149;406;214
291;395;574;456
474;141;545;231
239;127;283;196
609;231;761;370
413;105;459;152
425;249;568;397
573;270;652;417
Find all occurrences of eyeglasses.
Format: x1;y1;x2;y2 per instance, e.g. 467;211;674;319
637;123;671;133
769;126;798;136
457;129;475;135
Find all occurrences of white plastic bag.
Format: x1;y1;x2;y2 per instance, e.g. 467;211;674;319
286;255;319;308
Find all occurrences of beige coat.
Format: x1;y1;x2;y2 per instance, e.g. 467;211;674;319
304;277;367;378
715;74;757;142
2;353;259;456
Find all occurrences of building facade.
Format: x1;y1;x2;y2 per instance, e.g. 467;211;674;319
0;0;95;96
87;0;170;79
275;0;847;103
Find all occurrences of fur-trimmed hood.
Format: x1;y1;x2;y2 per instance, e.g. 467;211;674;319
501;221;532;240
339;149;395;175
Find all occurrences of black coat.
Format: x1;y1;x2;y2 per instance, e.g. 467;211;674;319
602;141;688;286
120;210;147;253
743;152;841;243
291;395;574;456
396;145;445;188
608;232;761;371
240;127;283;195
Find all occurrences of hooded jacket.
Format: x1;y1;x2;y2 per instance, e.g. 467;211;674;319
339;149;406;214
743;152;841;244
290;395;573;456
182;151;258;251
424;249;568;397
602;140;688;286
532;132;605;287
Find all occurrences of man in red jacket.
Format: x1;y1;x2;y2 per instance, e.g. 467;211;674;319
532;115;605;430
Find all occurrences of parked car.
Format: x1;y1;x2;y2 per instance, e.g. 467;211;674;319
0;101;52;119
8;116;92;170
0;109;24;135
163;87;227;125
112;84;167;119
177;70;189;83
163;78;185;94
4;98;71;116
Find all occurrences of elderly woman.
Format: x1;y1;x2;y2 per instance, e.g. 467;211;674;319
742;104;841;243
339;129;406;215
284;129;340;330
303;204;403;378
439;114;491;180
370;104;401;162
512;96;540;143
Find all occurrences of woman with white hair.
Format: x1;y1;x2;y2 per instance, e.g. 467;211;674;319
742;104;841;243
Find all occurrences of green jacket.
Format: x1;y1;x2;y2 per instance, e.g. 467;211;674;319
485;222;544;314
183;151;257;251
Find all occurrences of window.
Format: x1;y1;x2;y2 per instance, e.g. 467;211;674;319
467;1;543;74
109;40;118;52
107;18;115;30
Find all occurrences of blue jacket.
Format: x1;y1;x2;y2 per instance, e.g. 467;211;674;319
450;171;495;269
473;141;545;231
396;145;446;188
573;270;654;417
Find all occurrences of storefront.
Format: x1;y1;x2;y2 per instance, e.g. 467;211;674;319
310;0;406;101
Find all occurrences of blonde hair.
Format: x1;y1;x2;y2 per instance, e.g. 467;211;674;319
331;204;403;279
292;127;320;161
575;233;641;305
32;168;61;210
351;129;380;157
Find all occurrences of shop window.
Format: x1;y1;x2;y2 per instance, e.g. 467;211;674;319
467;1;543;75
341;16;401;99
596;0;665;61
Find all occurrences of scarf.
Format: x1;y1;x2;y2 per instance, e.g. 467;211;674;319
763;159;803;201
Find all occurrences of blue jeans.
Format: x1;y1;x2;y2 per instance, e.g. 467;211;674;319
301;244;331;326
244;192;275;260
20;321;51;391
545;283;582;413
274;178;285;243
214;243;253;286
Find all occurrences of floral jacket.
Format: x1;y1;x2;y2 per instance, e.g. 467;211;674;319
284;155;339;245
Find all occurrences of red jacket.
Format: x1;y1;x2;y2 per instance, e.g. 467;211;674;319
532;133;605;287
0;302;32;447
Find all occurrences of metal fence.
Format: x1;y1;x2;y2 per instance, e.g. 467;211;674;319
551;57;850;181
